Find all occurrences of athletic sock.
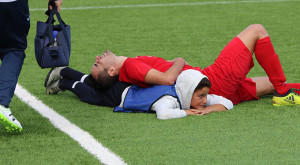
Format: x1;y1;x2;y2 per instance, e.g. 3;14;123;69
59;78;76;90
255;36;290;95
61;67;85;81
83;75;100;89
288;83;300;95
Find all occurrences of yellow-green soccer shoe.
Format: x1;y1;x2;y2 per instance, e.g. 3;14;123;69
0;105;22;133
273;89;300;106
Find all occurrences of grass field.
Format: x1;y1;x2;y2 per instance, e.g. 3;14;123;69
1;0;300;164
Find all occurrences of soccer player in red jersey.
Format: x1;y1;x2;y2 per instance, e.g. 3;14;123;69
49;24;300;106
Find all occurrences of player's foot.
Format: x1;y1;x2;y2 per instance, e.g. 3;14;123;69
46;80;64;94
44;67;66;87
0;105;22;133
272;89;300;106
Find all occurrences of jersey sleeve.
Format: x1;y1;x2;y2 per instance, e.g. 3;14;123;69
206;94;234;110
120;58;152;86
151;96;187;119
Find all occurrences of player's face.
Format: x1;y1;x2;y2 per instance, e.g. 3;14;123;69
90;50;113;80
190;87;209;109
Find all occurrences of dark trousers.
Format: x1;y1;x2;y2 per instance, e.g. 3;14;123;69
0;50;25;107
60;67;130;107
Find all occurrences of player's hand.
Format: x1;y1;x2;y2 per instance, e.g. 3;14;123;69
49;0;63;12
169;57;189;65
197;109;210;116
185;108;211;116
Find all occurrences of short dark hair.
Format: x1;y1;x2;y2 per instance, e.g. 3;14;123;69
194;78;211;92
95;68;119;89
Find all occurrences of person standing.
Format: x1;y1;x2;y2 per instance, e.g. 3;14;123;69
0;0;63;133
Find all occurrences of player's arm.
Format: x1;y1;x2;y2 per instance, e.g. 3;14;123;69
144;57;185;85
195;104;228;115
193;94;234;115
152;96;187;120
169;57;190;66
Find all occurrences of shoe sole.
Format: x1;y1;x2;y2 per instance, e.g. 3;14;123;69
273;104;285;106
0;113;22;133
273;99;300;106
273;103;300;106
44;68;55;87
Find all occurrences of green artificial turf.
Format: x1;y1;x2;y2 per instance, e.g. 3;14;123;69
1;0;299;164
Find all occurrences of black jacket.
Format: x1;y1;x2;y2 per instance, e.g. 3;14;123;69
0;0;30;50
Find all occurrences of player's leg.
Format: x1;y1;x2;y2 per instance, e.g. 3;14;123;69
238;24;287;94
0;50;25;133
45;67;103;94
251;77;274;97
66;81;129;107
288;83;300;95
202;35;255;104
237;24;269;53
248;77;300;97
238;24;299;106
60;67;88;81
47;77;129;107
45;67;86;87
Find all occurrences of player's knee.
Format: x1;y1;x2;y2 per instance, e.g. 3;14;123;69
249;24;268;38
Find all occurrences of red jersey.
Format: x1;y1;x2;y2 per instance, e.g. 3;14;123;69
118;37;259;104
119;56;201;87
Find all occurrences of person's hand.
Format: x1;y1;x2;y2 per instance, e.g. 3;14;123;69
169;57;189;65
49;0;63;12
185;108;211;116
196;109;210;116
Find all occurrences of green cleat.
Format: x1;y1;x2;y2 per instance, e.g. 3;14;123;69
0;105;22;133
272;89;300;106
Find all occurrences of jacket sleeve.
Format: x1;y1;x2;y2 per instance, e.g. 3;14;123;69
206;94;234;110
151;96;186;120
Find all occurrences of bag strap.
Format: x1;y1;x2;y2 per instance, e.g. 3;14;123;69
54;9;71;52
46;9;55;44
46;9;70;52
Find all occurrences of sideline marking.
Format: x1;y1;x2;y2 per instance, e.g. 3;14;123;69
15;84;126;165
30;0;298;11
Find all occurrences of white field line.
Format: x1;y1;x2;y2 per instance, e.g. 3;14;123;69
15;84;126;165
30;0;299;11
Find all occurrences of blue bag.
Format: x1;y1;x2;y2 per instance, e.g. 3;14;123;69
34;8;71;68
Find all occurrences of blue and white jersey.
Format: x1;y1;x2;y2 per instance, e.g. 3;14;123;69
0;0;30;50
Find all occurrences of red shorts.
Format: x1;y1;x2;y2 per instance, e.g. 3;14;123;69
201;37;259;104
